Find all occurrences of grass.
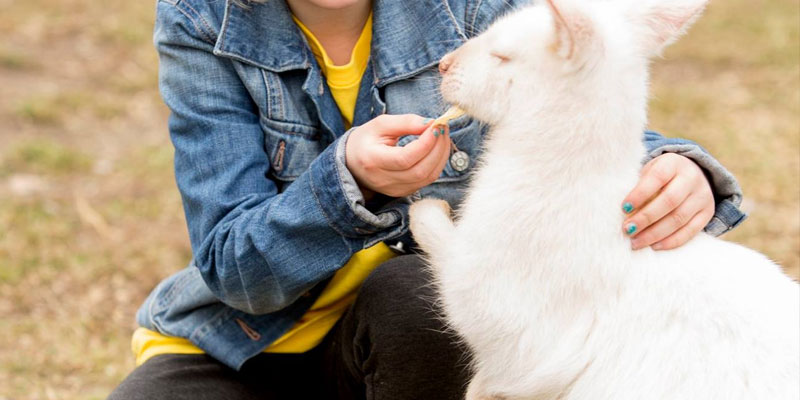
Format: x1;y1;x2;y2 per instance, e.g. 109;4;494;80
0;0;797;398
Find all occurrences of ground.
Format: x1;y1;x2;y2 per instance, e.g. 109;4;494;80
0;0;797;398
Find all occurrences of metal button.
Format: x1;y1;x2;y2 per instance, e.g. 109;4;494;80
388;241;407;255
450;151;470;172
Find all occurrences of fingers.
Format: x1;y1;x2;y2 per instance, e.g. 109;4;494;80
372;116;445;171
629;194;711;250
411;125;451;184
371;114;432;138
376;125;439;170
620;155;679;216
345;114;453;198
623;173;692;238
621;153;715;251
372;127;451;195
651;211;712;250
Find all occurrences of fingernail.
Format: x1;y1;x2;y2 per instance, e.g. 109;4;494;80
622;202;634;214
433;128;440;137
422;118;432;124
625;223;637;235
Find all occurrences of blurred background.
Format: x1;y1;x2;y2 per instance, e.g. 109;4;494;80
0;0;797;398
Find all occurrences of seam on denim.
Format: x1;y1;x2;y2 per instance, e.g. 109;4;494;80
467;0;483;37
260;70;287;120
158;265;194;310
703;216;729;236
216;50;309;73
333;135;369;227
261;117;320;139
160;0;178;6
307;160;358;259
440;0;467;39
334;133;397;229
173;4;216;45
179;0;218;42
147;266;195;333
216;0;233;54
191;306;233;342
214;0;310;73
147;289;165;334
309;155;350;238
255;197;291;309
260;69;272;119
233;254;260;314
363;212;405;248
377;62;442;88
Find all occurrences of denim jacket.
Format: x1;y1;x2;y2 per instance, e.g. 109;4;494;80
137;0;747;370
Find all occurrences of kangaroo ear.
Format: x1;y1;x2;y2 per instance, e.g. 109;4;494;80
545;0;595;60
629;0;709;57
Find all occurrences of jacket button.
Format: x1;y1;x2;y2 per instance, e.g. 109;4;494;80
450;151;470;172
388;241;406;254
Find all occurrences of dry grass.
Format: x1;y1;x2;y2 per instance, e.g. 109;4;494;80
0;0;797;398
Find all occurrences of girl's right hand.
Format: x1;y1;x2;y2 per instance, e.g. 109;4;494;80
345;114;451;199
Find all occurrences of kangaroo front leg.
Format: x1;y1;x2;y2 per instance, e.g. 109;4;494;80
408;198;455;258
466;370;508;400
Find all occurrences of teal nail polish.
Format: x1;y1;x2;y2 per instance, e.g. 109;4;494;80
622;202;634;214
433;128;440;137
625;223;637;235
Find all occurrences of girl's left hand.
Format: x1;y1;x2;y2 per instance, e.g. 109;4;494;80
620;153;715;251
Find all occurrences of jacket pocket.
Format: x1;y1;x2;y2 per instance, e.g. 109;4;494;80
260;117;328;184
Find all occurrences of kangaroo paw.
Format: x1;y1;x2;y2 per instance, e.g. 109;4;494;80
409;198;454;256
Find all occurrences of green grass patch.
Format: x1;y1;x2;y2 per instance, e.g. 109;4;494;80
0;48;34;70
14;92;125;125
1;139;92;176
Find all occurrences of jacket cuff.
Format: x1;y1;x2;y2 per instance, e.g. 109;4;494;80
644;143;747;236
309;130;408;244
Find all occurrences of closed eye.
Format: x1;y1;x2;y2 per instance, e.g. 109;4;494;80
491;52;512;63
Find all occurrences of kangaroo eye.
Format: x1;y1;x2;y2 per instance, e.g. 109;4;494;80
491;52;512;63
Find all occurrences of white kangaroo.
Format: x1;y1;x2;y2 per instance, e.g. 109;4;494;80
408;0;800;399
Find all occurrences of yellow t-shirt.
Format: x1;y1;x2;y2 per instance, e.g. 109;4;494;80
132;13;395;366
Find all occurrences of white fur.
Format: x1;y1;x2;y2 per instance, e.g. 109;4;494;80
409;1;800;399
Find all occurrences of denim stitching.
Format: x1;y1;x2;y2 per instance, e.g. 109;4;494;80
263;71;272;119
467;0;484;37
440;0;467;39
173;3;216;45
179;0;218;41
191;306;233;342
216;0;233;53
308;153;350;238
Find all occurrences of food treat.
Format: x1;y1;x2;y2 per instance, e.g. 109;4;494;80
432;106;465;126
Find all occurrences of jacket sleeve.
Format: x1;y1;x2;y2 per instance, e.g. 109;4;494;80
642;131;746;236
154;1;405;315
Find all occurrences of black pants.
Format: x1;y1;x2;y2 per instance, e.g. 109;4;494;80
108;255;472;399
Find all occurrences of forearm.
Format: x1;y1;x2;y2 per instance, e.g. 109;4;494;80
184;132;407;314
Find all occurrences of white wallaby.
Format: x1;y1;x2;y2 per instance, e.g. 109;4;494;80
408;0;800;399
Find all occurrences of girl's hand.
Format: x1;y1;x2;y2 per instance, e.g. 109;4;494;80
621;153;715;251
345;114;451;198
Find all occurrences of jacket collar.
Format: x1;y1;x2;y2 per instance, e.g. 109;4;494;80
213;0;466;86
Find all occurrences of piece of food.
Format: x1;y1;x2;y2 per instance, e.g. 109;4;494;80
432;106;465;126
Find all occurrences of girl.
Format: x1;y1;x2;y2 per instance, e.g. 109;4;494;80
109;0;746;398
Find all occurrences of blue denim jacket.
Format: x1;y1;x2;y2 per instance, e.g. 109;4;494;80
137;0;747;370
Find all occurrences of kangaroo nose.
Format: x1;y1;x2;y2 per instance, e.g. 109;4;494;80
439;52;455;74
